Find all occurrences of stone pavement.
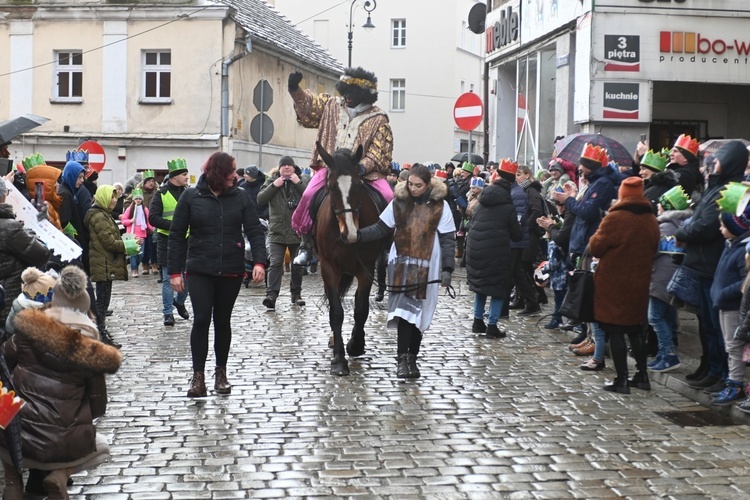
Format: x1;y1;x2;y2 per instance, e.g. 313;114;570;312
16;268;750;498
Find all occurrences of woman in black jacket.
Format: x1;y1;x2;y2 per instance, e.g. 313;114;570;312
168;152;267;398
466;173;523;338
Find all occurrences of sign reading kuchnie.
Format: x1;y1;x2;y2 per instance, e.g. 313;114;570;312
604;35;640;72
603;82;640;120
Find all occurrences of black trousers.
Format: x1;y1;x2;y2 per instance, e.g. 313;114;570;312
397;319;423;355
94;281;112;329
508;248;538;308
601;323;647;380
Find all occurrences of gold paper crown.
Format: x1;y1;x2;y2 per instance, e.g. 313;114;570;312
0;383;24;429
498;158;518;175
581;144;610;167
717;182;750;216
674;134;700;156
339;75;377;90
167;158;187;172
641;150;669;172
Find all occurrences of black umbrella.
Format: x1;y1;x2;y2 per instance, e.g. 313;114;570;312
0;114;49;145
451;152;484;165
554;133;633;168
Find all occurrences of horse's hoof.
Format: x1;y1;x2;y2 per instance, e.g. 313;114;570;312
328;335;334;349
331;359;350;376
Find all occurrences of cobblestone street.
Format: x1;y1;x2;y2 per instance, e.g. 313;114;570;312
41;269;750;498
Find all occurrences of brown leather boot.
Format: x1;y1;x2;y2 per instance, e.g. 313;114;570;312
42;468;71;500
187;371;207;398
214;367;232;394
2;462;23;500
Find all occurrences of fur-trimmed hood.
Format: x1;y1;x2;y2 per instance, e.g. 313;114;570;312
393;177;447;202
12;308;121;374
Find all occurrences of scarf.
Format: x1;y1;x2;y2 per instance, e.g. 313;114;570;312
518;178;532;190
133;203;147;231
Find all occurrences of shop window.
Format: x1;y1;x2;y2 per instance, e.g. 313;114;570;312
142;50;172;103
391;19;406;48
53;51;83;102
650;120;707;151
390;79;405;112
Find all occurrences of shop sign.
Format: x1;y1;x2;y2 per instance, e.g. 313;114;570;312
590;80;652;123
604;35;640;71
521;0;589;45
638;0;686;3
485;5;519;54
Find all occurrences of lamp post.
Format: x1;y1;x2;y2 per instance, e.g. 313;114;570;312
347;0;377;68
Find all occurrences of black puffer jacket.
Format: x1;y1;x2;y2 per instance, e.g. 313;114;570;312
466;180;523;298
241;172;268;220
149;181;187;267
643;169;678;213
667;157;702;197
675;141;749;278
522;180;545;263
168;175;267;276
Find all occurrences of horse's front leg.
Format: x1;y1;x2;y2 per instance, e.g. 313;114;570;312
347;273;372;357
325;281;349;376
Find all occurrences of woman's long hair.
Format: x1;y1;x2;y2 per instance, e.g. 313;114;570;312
203;152;236;194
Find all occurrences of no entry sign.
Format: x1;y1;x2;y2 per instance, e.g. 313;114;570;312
78;140;106;174
453;92;484;131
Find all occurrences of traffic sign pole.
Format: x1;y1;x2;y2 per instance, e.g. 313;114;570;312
453;92;484;165
258;83;264;166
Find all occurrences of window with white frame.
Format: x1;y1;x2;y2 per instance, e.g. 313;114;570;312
390;79;405;111
53;51;83;101
142;50;172;102
391;19;406;48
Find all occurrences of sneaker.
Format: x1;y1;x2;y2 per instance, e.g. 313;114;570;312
262;296;276;310
649;354;681;373
705;379;727;395
560;320;582;331
132;270;139;278
580;358;605;371
737;397;750;414
712;381;745;406
163;314;175;326
517;306;541;316
647;354;663;369
544;319;561;330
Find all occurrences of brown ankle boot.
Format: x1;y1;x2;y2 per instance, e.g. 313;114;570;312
214;367;232;394
42;468;71;500
187;371;207;398
2;462;23;500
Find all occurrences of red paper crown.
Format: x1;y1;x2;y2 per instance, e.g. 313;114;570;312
498;158;518;175
435;170;448;179
581;144;610;167
0;384;24;429
674;134;700;156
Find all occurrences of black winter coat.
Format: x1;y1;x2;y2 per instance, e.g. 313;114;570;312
667;158;702;196
241;173;268;220
643;169;678;213
522;180;545;263
149;181;188;266
466;183;523;298
168;175;267;276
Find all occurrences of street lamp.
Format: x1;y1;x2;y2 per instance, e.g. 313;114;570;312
348;0;377;68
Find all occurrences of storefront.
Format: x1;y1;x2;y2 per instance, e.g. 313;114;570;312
486;0;750;169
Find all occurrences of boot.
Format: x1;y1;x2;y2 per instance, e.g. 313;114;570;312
2;462;23;500
685;355;708;381
187;371;207;398
471;318;487;333
508;298;525;310
396;354;410;378
214;367;231;395
293;234;313;266
406;354;420;379
628;371;651;391
606;332;631;394
486;324;506;339
42;468;71;500
98;326;122;349
603;376;631;394
291;293;306;307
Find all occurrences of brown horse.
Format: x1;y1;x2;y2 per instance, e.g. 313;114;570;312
315;143;384;376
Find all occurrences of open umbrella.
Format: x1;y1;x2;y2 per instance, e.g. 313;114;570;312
699;138;750;158
0;114;50;145
554;133;633;168
451;152;484;165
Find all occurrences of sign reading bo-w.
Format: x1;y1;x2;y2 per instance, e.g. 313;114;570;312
453;92;484;131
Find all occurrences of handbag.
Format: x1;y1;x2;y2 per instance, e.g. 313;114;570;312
666;265;701;308
559;248;595;322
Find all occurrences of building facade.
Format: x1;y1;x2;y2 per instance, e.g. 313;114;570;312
271;0;486;166
0;0;343;184
486;0;750;170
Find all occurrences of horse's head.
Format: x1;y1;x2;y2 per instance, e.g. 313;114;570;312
317;142;364;244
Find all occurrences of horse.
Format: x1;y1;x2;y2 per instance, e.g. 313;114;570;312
315;143;385;376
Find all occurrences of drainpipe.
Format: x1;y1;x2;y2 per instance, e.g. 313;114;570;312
221;51;247;150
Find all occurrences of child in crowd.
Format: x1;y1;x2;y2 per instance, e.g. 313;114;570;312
732;241;750;413
120;188;153;278
709;211;750;405
540;237;568;330
4;267;56;337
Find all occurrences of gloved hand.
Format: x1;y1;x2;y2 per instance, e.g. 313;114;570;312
288;71;303;92
36;202;49;222
358;163;366;176
441;270;452;287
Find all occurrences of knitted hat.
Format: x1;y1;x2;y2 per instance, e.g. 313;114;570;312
21;267;55;304
50;266;90;313
618;176;644;200
721;212;750;237
245;166;260;179
548;161;565;174
470;177;485;189
279;156;296;167
398;170;409;181
461;162;475;174
131;188;144;200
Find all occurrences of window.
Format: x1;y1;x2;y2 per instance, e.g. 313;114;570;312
460;80;466;93
142;50;172;103
390;79;405;112
391;19;406;48
53;51;83;102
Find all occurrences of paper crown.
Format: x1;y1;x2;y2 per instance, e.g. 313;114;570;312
22;153;45;171
435;170;448;180
142;169;155;181
658;235;686;255
167;158;187;173
716;182;750;216
65;150;88;163
580;144;610;167
470;177;485;189
674;134;700;157
498;158;518;175
461;161;475;173
659;185;692;211
641;149;669;172
391;161;400;173
0;382;24;430
131;188;144;199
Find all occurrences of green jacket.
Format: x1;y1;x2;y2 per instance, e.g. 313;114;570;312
84;206;127;282
257;169;308;244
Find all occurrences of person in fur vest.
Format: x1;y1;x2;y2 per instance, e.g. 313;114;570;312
0;266;121;500
354;164;456;379
589;176;659;394
4;267;56;336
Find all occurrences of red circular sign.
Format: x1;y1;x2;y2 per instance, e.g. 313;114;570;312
453;92;484;131
78;140;106;174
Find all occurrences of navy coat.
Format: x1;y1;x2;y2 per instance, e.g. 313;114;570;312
565;166;618;255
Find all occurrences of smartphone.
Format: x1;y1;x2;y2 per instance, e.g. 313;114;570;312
0;158;12;176
34;181;44;210
640;133;647;142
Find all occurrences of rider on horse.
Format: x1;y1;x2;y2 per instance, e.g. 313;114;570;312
288;67;395;266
